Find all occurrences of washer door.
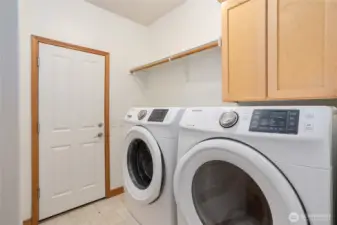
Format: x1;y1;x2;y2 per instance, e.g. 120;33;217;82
124;126;163;204
174;139;308;225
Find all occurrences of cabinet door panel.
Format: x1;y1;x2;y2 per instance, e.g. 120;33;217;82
268;0;337;99
222;0;267;101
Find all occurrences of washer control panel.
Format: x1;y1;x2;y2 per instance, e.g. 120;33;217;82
148;109;169;122
138;110;147;120
249;110;300;134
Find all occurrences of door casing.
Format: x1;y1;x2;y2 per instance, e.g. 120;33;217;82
31;35;111;225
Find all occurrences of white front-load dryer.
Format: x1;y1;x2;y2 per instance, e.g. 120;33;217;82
123;107;185;225
174;106;336;225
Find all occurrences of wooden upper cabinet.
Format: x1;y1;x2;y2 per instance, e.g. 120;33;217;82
222;0;267;102
268;0;337;99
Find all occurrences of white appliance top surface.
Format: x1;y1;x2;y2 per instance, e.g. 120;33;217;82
125;107;184;125
179;106;336;168
180;106;335;136
125;107;185;138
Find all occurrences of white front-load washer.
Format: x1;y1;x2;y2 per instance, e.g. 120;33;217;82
123;107;185;225
174;106;336;225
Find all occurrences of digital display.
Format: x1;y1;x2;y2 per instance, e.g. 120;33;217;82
259;111;287;127
148;109;169;122
249;110;300;134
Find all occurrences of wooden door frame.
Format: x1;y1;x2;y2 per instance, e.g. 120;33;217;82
31;35;111;225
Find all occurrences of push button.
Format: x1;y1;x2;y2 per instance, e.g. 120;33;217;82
277;127;286;132
288;121;296;126
287;127;297;134
305;112;315;119
305;123;314;131
289;111;299;116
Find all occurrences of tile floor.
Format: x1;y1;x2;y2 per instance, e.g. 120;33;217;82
39;195;139;225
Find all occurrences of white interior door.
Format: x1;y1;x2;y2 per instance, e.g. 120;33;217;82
39;43;106;220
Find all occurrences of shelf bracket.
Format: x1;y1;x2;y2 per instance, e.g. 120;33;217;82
183;59;190;83
133;71;149;89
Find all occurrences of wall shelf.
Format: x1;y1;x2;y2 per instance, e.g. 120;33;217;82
130;39;221;74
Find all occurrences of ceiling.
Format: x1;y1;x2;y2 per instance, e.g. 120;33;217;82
86;0;188;26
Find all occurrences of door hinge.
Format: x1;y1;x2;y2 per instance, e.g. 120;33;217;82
38;188;40;199
37;123;40;134
37;57;40;67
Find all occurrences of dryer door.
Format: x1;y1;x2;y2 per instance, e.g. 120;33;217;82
124;126;163;204
174;139;308;225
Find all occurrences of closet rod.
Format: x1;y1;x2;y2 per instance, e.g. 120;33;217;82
130;39;220;74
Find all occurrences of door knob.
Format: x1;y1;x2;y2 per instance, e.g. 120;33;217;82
95;132;104;138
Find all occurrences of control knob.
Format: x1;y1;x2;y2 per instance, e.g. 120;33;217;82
219;111;239;128
138;110;147;120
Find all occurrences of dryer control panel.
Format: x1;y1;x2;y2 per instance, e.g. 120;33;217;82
249;110;300;134
148;109;169;122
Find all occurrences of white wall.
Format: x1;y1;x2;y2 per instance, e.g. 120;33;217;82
0;0;21;224
142;48;233;107
19;0;150;220
143;0;231;107
149;0;222;60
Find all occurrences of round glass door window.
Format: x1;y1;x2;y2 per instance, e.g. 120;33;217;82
192;160;272;225
127;139;153;190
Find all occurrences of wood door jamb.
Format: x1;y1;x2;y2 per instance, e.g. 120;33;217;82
31;35;111;225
